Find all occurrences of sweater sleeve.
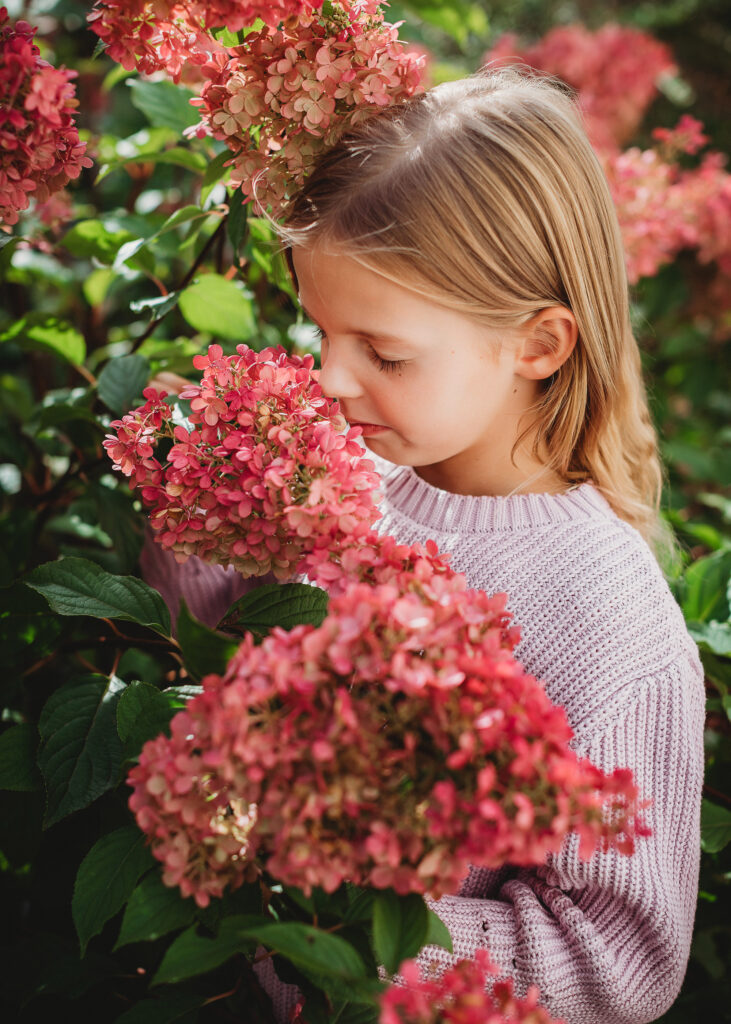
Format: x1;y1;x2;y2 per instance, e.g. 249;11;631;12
420;652;705;1024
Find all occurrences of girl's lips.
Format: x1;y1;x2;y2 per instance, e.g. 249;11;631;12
349;421;389;436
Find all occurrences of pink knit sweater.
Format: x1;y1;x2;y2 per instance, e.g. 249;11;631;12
145;454;706;1024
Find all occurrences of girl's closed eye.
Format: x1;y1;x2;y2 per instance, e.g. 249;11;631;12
312;325;408;374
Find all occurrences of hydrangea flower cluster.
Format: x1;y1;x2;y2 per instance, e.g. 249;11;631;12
485;24;675;151
380;950;562;1024
191;2;424;214
87;0;322;79
103;344;381;579
0;8;92;225
128;565;645;907
603;125;731;298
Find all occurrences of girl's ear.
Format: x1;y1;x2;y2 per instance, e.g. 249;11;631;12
514;306;578;381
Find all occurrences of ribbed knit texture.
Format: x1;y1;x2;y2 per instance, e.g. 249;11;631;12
144;455;705;1024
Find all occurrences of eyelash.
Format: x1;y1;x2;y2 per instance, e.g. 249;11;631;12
313;327;407;374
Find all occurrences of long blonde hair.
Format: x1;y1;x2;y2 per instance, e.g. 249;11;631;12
279;68;671;561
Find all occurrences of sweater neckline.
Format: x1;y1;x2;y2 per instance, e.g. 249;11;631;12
376;459;614;533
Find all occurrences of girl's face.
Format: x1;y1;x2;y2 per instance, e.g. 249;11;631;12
292;244;552;497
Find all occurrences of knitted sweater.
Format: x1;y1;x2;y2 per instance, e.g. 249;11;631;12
365;454;705;1024
145;455;705;1024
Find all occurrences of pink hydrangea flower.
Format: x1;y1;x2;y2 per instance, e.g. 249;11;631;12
0;8;92;225
87;1;324;80
380;949;563;1024
192;2;425;215
103;344;382;579
484;24;675;151
128;556;647;907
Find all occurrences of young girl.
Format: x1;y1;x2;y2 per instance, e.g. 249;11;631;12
269;68;705;1024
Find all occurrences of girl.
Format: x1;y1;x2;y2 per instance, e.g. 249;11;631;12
270;68;705;1024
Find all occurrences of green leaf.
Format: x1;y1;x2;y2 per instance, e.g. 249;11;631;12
227;188;248;257
688;621;731;657
115;870;197;949
153;915;264;985
61;219;136;262
27;316;86;365
130;291;181;322
201;150;232;205
0;723;41;792
113;992;206;1024
424;908;453;953
178;274;256;341
128;79;199;131
116;681;180;757
83;267;116;306
26;556;171;636
372;891;429;975
223;583;329;639
682;550;731;623
700;798;731;853
1;314;86;365
38;675;126;827
242;922;367;982
176;600;239;681
73;826;154;955
97;354;150;414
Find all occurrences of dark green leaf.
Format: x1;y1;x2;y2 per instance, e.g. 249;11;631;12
227;188;248;257
38;675;126;827
424;908;453;953
114;992;205;1024
130;291;182;321
88;482;145;574
0;235;20;279
201;149;232;204
224;583;329;639
26;556;171;635
97;354;150;414
372;891;429;975
177;600;239;680
116;681;180;757
701;799;731;853
128;79;199;131
242;922;367;981
682;550;731;623
73;826;154;955
0;723;41;791
153;915;264;985
115;870;197;948
179;274;256;341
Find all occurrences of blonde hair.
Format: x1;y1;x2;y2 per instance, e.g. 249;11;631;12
279;67;672;562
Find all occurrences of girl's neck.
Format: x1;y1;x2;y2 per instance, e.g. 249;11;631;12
412;445;568;499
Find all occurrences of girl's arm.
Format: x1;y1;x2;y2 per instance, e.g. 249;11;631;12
422;651;705;1024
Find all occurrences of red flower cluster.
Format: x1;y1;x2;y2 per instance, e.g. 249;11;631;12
485;24;675;151
87;0;322;80
380;950;562;1024
0;8;92;225
191;2;424;214
103;344;381;579
128;555;645;907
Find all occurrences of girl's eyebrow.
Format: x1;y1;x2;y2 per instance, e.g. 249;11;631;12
300;305;412;349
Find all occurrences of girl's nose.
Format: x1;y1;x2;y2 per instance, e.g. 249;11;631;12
317;343;364;401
